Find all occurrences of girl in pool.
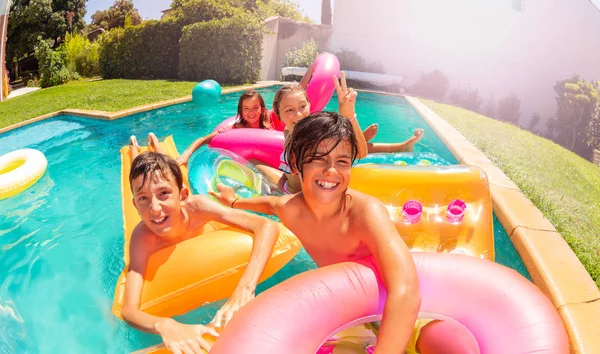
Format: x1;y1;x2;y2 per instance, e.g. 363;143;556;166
255;72;424;194
176;90;279;166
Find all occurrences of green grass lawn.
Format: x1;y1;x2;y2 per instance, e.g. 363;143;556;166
0;79;224;129
422;99;600;288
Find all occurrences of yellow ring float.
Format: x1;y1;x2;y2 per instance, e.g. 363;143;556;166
0;149;47;200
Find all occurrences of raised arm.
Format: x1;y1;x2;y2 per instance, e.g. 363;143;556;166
195;195;281;327
359;201;421;354
334;72;368;158
299;60;316;89
122;229;218;352
176;131;219;166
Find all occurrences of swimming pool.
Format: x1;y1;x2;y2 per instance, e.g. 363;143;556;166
0;87;528;352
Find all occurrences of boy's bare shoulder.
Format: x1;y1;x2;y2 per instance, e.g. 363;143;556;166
130;222;157;252
347;189;389;219
277;193;306;218
184;194;216;212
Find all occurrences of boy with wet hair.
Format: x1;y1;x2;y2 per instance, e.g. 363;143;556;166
211;111;421;353
123;151;280;354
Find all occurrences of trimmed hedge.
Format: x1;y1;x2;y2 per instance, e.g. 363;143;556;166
179;16;263;84
99;20;182;79
168;0;242;26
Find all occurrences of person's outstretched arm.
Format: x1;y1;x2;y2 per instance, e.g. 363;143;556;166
122;229;219;353
359;200;421;354
209;183;283;216
194;195;282;328
176;131;219;166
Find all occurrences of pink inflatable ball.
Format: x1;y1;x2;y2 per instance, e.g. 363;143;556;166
402;200;423;224
447;199;467;222
306;52;341;113
192;79;221;106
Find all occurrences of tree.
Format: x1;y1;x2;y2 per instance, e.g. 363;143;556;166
482;93;496;118
529;112;542;133
497;93;521;125
552;75;599;156
166;0;242;26
168;0;309;25
321;0;332;25
7;0;86;64
586;101;600;152
91;0;141;31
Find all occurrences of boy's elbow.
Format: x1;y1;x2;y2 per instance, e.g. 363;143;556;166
264;219;280;236
391;281;421;313
121;306;135;324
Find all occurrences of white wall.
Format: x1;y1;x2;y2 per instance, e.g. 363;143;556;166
331;0;600;125
260;17;332;81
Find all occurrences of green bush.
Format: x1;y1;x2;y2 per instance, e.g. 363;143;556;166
179;16;263;84
335;48;385;73
26;78;39;87
283;38;317;67
99;20;182;79
34;39;69;88
63;32;101;77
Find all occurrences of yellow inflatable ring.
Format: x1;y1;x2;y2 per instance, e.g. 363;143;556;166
0;149;47;200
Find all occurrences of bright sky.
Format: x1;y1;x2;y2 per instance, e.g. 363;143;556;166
84;0;323;23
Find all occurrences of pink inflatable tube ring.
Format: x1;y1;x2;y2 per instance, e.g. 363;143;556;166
210;253;569;354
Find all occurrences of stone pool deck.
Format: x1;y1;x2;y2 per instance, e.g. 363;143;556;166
406;96;600;354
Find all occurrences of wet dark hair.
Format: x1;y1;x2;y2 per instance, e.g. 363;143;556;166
129;152;183;192
284;111;359;176
272;83;309;117
235;90;270;129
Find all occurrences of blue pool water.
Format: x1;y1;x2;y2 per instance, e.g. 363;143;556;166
0;87;528;352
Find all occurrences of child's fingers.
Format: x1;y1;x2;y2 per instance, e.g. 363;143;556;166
340;71;348;92
332;75;342;95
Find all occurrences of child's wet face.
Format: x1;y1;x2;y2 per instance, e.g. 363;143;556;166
279;92;310;131
132;171;184;238
299;138;352;204
241;96;263;128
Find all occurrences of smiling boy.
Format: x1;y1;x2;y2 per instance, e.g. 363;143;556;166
210;112;421;353
122;151;280;354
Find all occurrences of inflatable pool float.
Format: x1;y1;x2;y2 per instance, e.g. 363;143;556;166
209;128;285;169
350;164;494;259
208;158;283;199
358;152;451;166
0;148;47;200
306;52;340;113
112;136;301;319
209;162;494;260
208;252;569;354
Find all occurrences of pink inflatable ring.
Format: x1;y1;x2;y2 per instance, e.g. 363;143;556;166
306;52;341;113
211;253;568;354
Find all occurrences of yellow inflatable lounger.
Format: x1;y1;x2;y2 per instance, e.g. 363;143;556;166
349;164;494;260
112;136;301;319
209;160;495;260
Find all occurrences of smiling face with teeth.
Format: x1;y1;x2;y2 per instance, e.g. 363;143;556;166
131;170;189;240
298;138;353;205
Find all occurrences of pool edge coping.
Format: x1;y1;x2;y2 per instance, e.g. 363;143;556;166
0;82;279;135
405;95;600;354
